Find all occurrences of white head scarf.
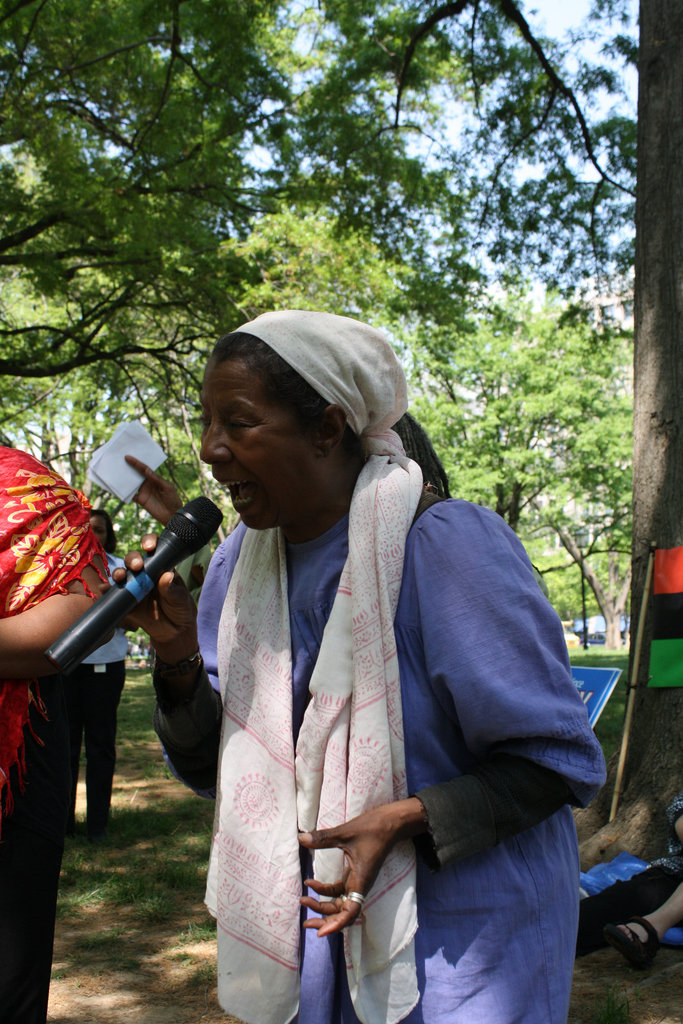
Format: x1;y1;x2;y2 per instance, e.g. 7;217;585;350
233;309;408;439
207;311;422;1024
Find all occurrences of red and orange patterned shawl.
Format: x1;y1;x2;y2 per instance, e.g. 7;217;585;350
0;447;105;830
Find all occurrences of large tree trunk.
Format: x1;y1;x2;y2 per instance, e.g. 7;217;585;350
575;0;683;867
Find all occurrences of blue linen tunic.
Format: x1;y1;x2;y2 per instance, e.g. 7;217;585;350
197;499;605;1024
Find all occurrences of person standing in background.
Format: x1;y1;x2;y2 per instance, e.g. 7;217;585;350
64;508;127;843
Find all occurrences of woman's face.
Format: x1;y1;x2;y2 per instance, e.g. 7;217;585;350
89;514;108;549
200;356;333;543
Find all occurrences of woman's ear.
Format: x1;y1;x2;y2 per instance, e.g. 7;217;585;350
314;404;348;457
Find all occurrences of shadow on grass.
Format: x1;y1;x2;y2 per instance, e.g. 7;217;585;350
53;796;223;1021
59;795;215;919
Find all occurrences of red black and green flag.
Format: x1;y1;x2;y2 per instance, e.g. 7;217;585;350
648;546;683;688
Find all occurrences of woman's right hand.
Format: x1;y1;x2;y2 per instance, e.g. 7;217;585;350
115;534;199;661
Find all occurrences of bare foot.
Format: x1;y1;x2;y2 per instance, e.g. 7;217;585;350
617;920;649;943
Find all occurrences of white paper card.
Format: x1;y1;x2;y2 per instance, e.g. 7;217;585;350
87;420;166;502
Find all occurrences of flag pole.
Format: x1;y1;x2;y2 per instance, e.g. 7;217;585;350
609;544;656;821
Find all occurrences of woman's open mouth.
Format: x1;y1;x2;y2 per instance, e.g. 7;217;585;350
227;480;257;511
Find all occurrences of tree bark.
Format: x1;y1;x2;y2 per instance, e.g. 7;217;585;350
576;0;683;865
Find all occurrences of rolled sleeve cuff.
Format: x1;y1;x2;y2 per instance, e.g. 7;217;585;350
153;667;222;752
415;775;496;871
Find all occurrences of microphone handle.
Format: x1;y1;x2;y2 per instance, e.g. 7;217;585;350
45;570;156;675
45;524;203;675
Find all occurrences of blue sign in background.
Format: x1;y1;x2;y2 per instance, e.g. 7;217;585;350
571;666;622;727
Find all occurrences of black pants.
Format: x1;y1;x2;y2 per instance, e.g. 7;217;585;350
577;865;683;955
64;659;125;839
0;821;63;1023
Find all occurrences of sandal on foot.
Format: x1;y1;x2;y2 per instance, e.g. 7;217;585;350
603;916;660;969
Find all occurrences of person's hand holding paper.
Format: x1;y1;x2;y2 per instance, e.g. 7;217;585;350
88;421;166;502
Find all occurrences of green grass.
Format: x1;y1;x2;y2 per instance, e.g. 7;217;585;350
58;666;216;932
115;667;166;746
55;668;220;1013
177;920;217;945
591;985;630;1024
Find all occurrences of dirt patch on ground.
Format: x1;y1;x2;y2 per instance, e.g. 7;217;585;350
48;765;233;1024
570;950;683;1024
49;872;683;1023
48;939;683;1024
48;929;683;1024
50;919;227;1024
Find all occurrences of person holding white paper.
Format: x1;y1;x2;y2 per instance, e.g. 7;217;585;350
88;420;167;503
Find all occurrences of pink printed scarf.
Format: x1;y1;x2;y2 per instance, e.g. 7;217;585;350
207;451;423;1024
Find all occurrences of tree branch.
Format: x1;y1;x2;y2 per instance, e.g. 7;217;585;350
394;0;472;126
394;0;635;198
133;5;181;153
496;0;634;197
0;212;75;254
0;0;43;26
60;36;173;75
477;83;558;232
0;330;202;377
468;0;483;116
50;97;135;152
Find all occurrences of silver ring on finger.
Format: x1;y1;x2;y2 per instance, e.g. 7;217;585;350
345;891;366;907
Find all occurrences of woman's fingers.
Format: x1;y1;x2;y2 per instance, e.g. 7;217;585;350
124;454;147;473
300;893;363;936
299;819;386;898
125;455;182;526
119;535;158;573
297;802;427;936
303;876;346;899
298;825;350;851
113;533;197;642
299;868;369;936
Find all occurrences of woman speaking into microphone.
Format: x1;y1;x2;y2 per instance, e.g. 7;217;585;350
122;310;605;1024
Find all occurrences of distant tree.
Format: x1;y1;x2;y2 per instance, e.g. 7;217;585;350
0;350;231;549
0;0;637;382
0;1;641;649
221;208;408;323
408;293;633;646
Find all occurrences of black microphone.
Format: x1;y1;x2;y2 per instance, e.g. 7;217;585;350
45;496;223;675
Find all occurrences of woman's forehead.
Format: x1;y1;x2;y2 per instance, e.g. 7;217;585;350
202;355;266;396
